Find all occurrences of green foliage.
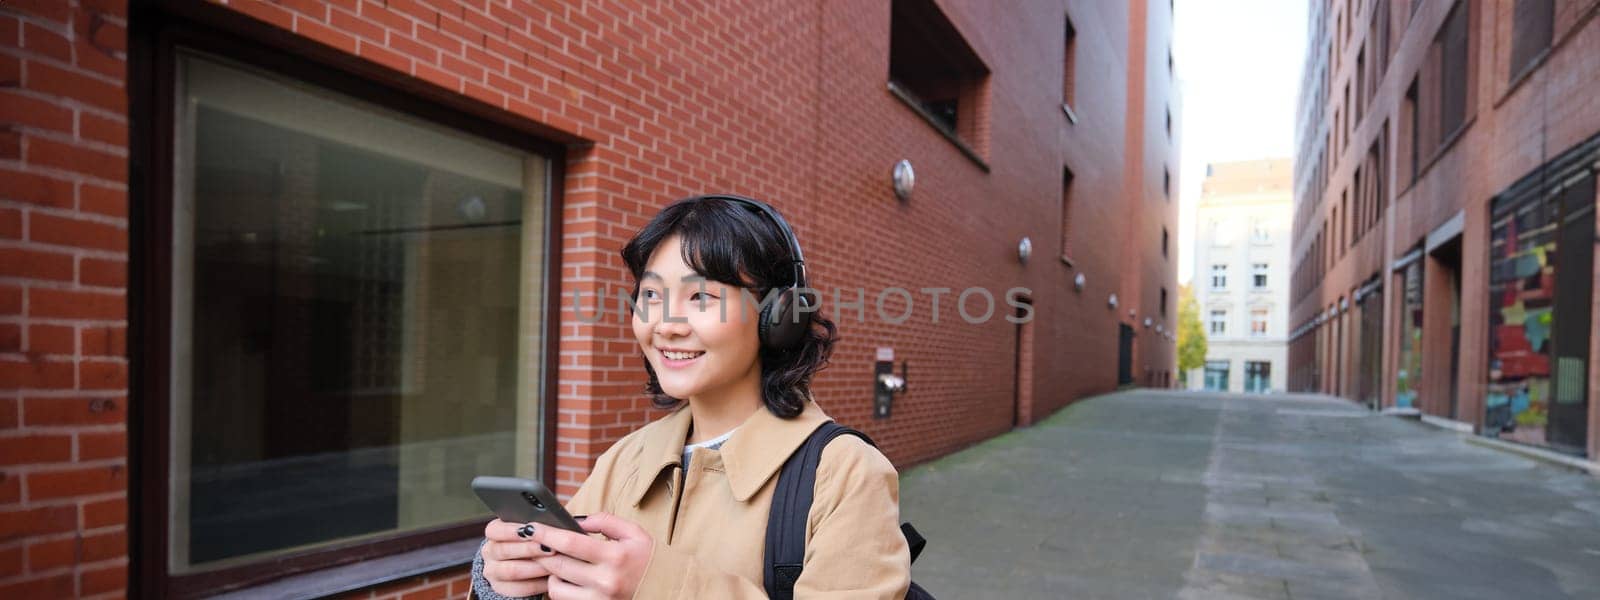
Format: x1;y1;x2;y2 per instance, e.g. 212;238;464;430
1176;284;1207;379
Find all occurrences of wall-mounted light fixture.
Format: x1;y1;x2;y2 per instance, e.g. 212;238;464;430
892;159;915;201
1018;237;1032;264
1074;272;1086;291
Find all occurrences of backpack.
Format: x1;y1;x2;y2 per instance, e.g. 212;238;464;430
762;422;935;600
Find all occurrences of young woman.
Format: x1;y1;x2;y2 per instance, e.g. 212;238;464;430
472;195;911;599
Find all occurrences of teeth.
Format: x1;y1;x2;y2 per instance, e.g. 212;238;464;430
663;350;704;361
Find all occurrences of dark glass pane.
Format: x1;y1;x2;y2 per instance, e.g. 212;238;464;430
178;56;539;570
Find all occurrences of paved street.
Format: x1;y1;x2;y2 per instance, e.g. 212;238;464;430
899;390;1600;599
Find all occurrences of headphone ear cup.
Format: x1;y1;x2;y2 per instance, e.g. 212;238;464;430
762;287;812;350
757;298;778;347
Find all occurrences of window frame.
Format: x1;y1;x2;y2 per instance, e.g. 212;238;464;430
130;11;569;599
1211;264;1228;290
1209;309;1228;335
1250;307;1270;336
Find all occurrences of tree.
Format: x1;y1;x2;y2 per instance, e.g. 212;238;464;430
1176;284;1207;386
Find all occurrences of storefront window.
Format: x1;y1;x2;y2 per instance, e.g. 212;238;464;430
1394;259;1423;408
1486;166;1594;452
1244;361;1271;393
1204;360;1230;391
169;54;549;573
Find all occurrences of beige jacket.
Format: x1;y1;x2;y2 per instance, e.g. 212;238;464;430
563;399;912;598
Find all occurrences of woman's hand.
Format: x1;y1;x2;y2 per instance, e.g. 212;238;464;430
526;512;654;600
482;519;556;597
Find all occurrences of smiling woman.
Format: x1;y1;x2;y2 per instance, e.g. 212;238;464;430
472;195;912;599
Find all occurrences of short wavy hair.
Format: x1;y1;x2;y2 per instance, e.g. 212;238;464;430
620;196;837;419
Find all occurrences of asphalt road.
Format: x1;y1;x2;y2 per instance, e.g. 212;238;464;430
899;389;1600;599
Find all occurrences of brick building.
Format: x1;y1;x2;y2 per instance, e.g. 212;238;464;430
1;0;1177;597
1288;0;1598;459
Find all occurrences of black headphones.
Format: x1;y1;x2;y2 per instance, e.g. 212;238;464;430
688;194;812;351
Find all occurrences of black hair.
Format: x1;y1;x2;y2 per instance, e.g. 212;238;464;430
620;196;837;419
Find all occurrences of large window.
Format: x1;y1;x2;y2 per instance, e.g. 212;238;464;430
1204;360;1230;391
166;53;550;583
1485;161;1594;452
1395;258;1424;408
1251;308;1269;336
1434;0;1471;145
889;0;991;158
1253;263;1269;288
1210;264;1228;289
1509;0;1553;80
1244;361;1272;393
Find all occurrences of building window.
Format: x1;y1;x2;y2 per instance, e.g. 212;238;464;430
1251;308;1269;336
1060;166;1075;259
1435;0;1471;144
1253;263;1269;288
1160;287;1168;317
165;53;551;581
1204;360;1230;391
1404;77;1419;181
1355;47;1366;125
1166;107;1173;140
1251;218;1269;242
1162;227;1169;257
1244;361;1271;393
1063;14;1077;114
1372;0;1392;90
1210;264;1227;289
1509;0;1553;80
1163;167;1171;200
1341;82;1350;151
1209;309;1227;335
889;0;991;156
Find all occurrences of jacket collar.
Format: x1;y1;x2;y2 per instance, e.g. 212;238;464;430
624;399;832;506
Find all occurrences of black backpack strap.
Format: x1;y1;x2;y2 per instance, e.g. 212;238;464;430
763;421;875;600
901;522;926;563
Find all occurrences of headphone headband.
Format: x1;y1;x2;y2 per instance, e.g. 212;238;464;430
694;194;807;290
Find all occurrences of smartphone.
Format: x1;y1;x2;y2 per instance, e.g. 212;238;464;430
471;476;585;534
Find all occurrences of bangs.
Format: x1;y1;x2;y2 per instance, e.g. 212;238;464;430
623;197;792;291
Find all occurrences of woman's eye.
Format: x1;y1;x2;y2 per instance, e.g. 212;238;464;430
641;289;662;302
690;292;719;302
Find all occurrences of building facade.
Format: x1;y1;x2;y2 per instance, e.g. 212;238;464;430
0;0;1178;597
1190;159;1292;393
1289;0;1599;460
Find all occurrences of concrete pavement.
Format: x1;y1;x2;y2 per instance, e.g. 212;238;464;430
898;390;1600;599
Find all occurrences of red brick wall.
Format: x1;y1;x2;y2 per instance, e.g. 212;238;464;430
1;0;131;597
2;0;1175;597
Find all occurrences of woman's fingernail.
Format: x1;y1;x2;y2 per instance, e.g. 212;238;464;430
574;515;588;521
540;544;552;553
517;523;535;538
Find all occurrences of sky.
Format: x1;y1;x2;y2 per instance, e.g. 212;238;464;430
1173;0;1308;284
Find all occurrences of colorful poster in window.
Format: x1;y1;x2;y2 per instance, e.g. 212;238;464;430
1486;193;1558;446
1394;260;1423;408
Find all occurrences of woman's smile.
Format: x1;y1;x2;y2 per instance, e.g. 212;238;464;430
657;347;707;368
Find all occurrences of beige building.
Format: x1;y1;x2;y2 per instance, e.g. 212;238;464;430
1189;159;1293;392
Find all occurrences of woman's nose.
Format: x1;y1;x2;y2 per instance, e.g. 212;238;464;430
653;307;693;337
